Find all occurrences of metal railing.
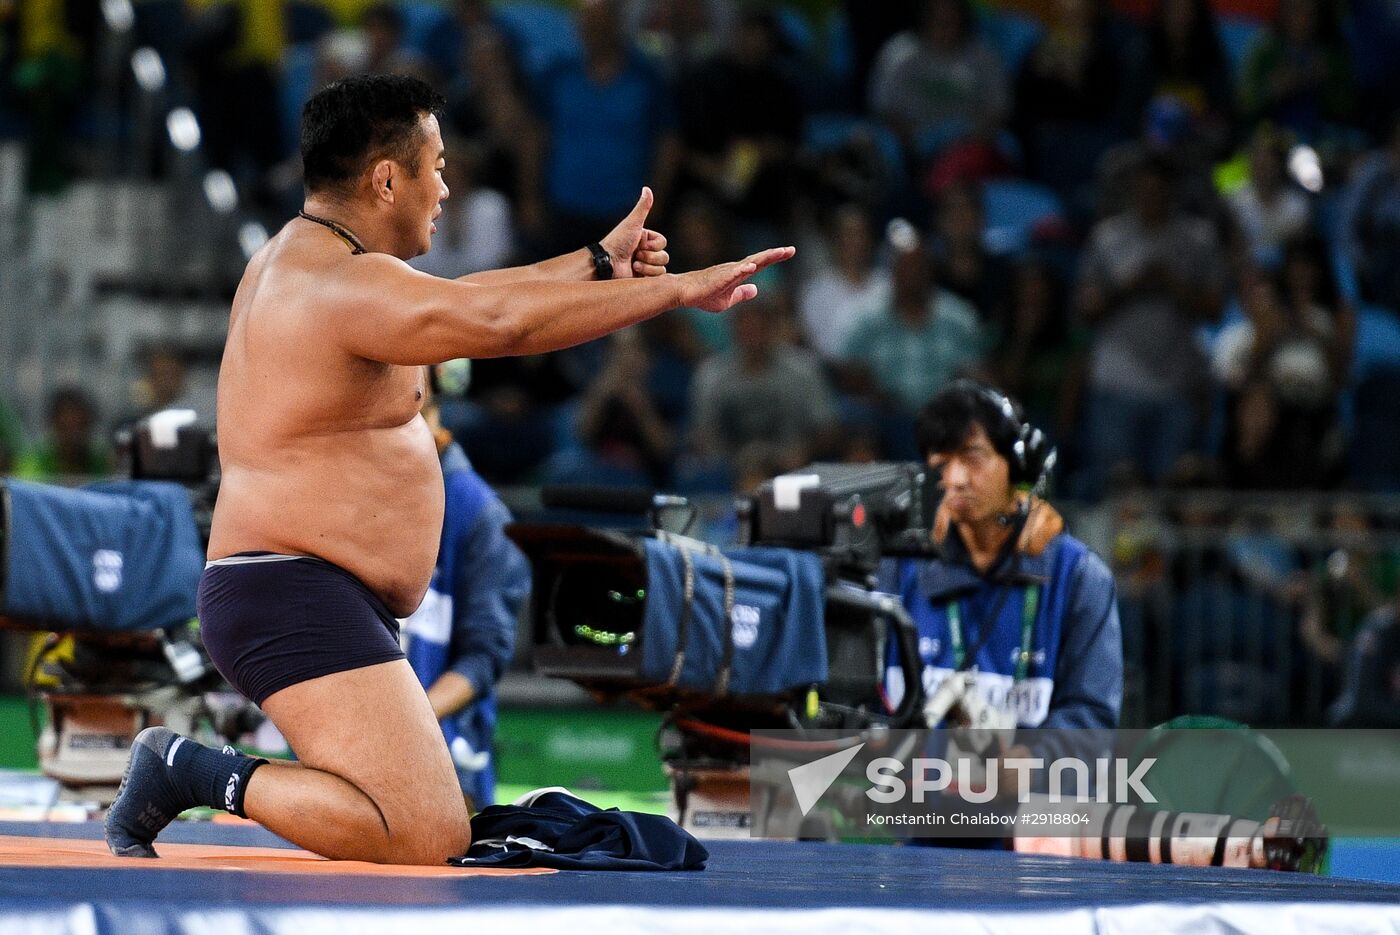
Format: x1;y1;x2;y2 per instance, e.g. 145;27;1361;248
1085;491;1400;728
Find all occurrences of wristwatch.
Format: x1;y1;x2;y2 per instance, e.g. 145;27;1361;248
587;242;614;280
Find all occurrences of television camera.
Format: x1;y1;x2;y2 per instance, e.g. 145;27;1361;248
0;411;259;807
508;462;944;836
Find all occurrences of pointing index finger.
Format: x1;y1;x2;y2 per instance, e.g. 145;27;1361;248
745;246;797;273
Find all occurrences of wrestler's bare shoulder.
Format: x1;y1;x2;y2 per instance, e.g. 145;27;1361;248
233;229;383;331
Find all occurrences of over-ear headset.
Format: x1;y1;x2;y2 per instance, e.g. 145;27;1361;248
959;381;1057;494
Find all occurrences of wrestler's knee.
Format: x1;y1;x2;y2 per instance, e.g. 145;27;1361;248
387;819;472;865
383;792;472;865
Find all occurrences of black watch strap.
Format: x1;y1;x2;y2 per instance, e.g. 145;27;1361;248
587;242;614;280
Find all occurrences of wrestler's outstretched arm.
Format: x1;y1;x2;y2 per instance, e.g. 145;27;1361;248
327;244;793;366
455;187;669;286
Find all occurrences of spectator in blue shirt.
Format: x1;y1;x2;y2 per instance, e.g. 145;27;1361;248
528;0;681;256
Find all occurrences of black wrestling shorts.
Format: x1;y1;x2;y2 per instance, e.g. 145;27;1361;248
196;552;406;706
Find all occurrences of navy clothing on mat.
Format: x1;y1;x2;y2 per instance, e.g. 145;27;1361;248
451;789;708;871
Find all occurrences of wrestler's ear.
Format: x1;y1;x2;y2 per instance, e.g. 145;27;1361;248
371;160;395;203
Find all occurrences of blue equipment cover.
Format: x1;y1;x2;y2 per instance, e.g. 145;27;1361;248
639;541;827;695
1;479;204;631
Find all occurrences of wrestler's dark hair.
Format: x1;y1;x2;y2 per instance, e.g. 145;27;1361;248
301;74;445;194
914;380;1022;467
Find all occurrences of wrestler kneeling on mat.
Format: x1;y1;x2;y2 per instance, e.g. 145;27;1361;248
106;74;793;864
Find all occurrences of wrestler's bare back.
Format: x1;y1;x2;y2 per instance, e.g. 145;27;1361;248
207;226;441;617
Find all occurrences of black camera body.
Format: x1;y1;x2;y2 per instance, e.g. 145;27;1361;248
114;415;220;545
738;462;941;575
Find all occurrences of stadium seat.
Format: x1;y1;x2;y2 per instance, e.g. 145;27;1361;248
1352;304;1400;380
279;45;318;158
803;113;866;153
286;1;334;45
978;7;1044;75
775;7;817;57
981;179;1066;255
775;7;847;111
1329;242;1361;304
801;114;909;192
543;447;651;488
1217;16;1266;83
824;11;856;92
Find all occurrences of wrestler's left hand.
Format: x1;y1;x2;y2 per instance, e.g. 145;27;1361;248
600;186;670;279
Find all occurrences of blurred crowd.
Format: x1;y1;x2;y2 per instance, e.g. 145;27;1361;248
4;0;1400;503
4;0;1400;726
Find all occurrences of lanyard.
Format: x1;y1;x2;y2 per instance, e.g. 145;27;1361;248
946;584;1040;681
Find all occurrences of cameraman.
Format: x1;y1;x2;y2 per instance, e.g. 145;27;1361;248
399;364;530;809
881;380;1122;732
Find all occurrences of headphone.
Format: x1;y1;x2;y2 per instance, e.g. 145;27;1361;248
961;381;1057;494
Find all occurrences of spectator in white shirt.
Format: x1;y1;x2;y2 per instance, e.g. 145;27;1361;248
1227;125;1312;264
797;204;890;360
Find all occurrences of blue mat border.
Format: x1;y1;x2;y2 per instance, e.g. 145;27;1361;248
1;821;1397;913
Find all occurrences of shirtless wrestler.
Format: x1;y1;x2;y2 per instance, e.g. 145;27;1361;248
105;74;792;864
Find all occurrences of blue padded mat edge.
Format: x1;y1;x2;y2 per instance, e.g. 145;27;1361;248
1;821;1398;914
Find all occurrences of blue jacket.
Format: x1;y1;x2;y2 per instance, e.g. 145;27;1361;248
881;524;1121;732
402;443;530;805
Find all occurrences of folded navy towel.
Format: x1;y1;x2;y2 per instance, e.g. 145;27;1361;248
450;788;708;871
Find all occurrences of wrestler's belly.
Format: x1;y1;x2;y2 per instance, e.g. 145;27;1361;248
208;421;444;617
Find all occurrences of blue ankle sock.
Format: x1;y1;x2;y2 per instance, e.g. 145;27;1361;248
105;726;266;858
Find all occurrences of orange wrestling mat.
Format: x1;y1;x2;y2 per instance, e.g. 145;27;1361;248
0;833;554;878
